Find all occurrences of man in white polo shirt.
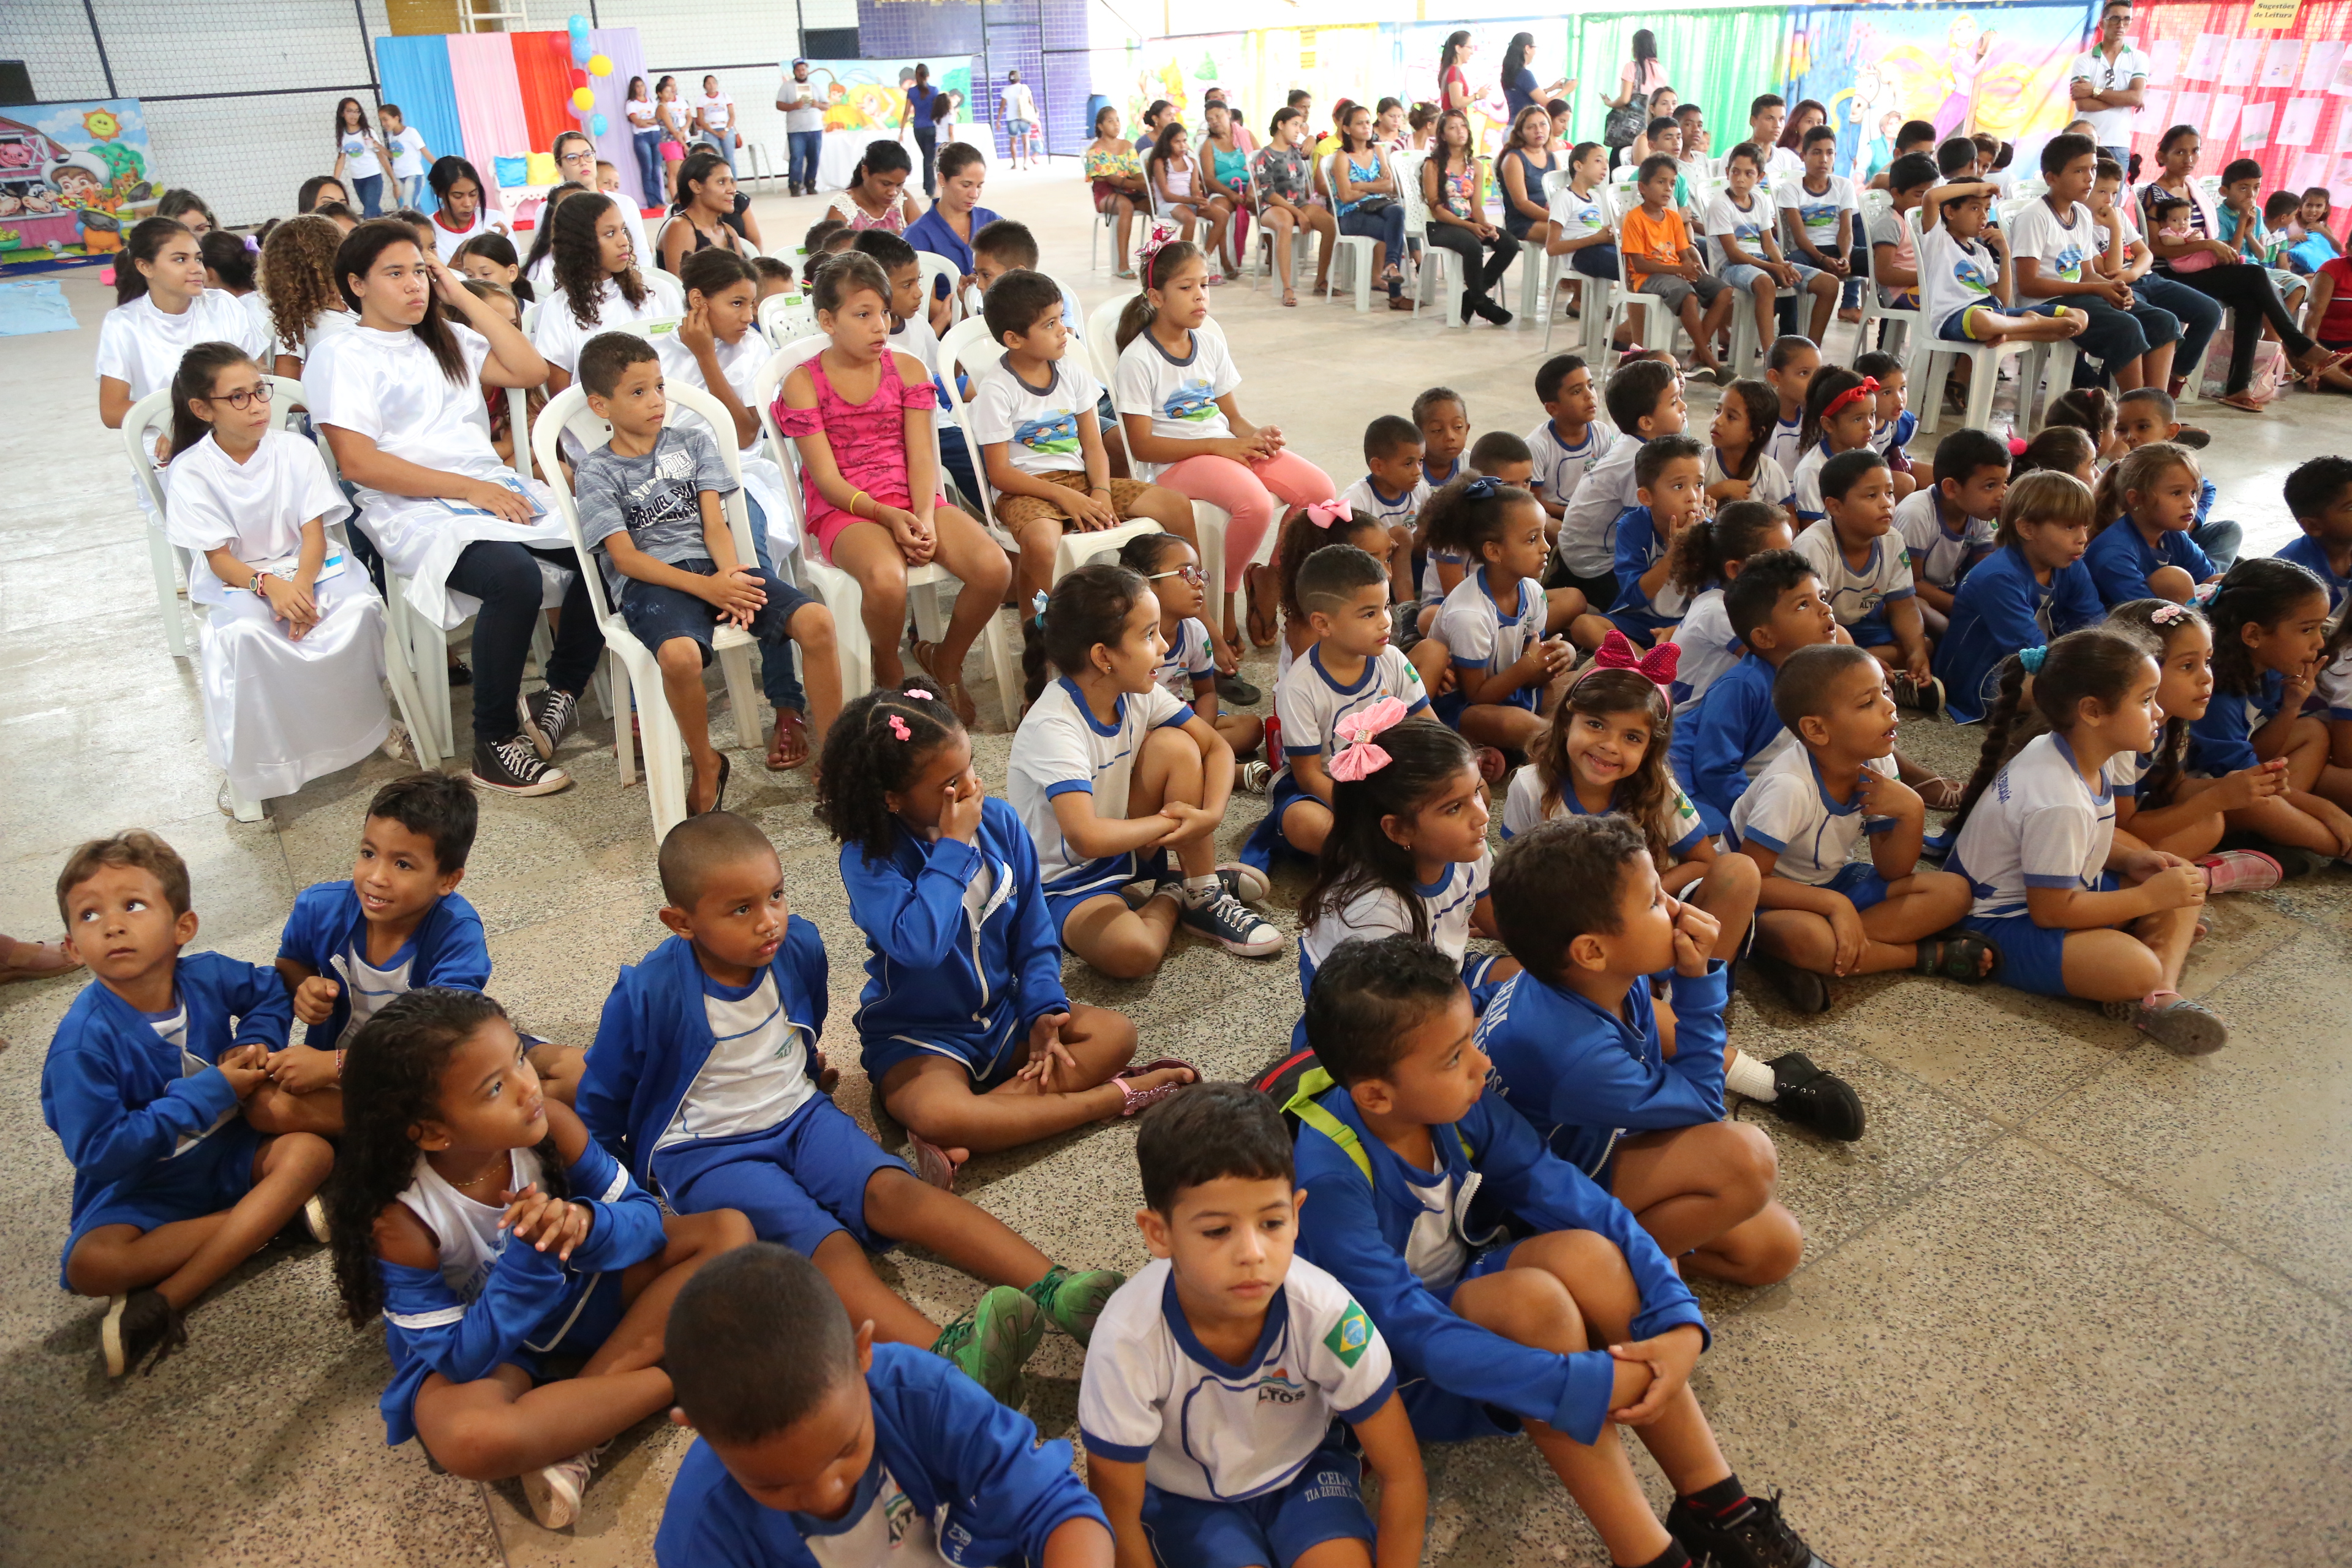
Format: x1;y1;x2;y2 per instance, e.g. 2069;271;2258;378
2070;1;2148;169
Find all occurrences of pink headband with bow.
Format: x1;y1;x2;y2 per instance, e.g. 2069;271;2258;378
1329;696;1411;782
1574;629;1679;694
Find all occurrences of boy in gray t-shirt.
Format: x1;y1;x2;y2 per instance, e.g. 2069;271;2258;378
572;331;840;802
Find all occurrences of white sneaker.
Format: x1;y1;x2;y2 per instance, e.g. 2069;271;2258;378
521;1446;600;1529
303;1194;331;1244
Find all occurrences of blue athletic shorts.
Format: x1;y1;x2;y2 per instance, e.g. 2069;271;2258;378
860;1009;1026;1091
1242;768;1325;872
1140;1446;1375;1568
1395;1241;1526;1441
61;1118;264;1286
1959;873;2117;997
1825;861;1892;911
650;1093;909;1256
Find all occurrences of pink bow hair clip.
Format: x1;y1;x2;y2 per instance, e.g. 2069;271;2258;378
2148;603;2190;625
1329;696;1411;782
1305;498;1354;529
905;688;935;699
1576;629;1679;693
888;715;912;741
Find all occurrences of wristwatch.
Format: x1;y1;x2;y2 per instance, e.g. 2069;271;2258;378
249;571;267;595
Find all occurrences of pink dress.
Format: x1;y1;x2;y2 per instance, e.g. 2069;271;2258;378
772;349;946;560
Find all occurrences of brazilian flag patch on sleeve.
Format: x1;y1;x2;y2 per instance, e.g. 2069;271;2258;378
1323;1301;1373;1368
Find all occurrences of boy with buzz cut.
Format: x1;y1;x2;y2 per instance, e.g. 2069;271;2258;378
1080;1084;1428;1568
1289;935;1831;1568
573;330;840;820
655;1243;1114;1568
1894;426;2010;639
1794;449;1942;714
1623;154;1735;385
1731;644;1989;1016
1745;93;1796;198
43;831;334;1378
2278;454;2352;612
1607;434;1709;645
1671;549;1839;834
1557;358;1684;613
1480;816;1826;1276
1525;353;1615;534
581;811;1126;1408
1338;413;1430;614
970;268;1194;609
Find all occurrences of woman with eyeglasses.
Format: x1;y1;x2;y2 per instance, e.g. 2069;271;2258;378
552;128;649;263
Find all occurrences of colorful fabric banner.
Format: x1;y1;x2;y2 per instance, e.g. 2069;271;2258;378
447;31;535;214
586;28;650;208
511;31;580;159
376;34;464;191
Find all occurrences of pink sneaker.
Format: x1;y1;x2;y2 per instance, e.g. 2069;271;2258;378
2197;849;2281;894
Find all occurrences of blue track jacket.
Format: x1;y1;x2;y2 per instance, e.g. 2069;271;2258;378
276;880;490;1047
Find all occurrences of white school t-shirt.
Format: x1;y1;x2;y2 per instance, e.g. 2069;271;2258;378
1702;446;1793;513
1728;743;1899;886
2090;202;2142;258
95;290;273;403
1950;731;2120;921
1337;473;1429;535
531;275;680;375
1790;443;1834;522
1153;617;1217;703
1556;432;1645;579
337;132;383;180
1668;587;1743;717
1007;677;1194;894
654;970;817;1151
968;355;1104;479
697;92;735;134
431;207;502;263
1077;1257;1393;1502
273;305;359;367
2007;197;2099;286
1917;222;2001;337
1762;413;1805;481
388;127;429;181
1550;181;1610;243
1500;765;1706;846
1436;571;1546;688
1526;420;1615;513
1894;487;1997;590
160;430;352;606
2070;45;2150;146
1776;173;1857;254
1794;518;1915;629
1705;187;1777;266
1297;848;1492;971
1112;326;1240;483
1272;644;1429;787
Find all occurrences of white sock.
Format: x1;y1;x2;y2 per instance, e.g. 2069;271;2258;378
1724;1049;1777;1102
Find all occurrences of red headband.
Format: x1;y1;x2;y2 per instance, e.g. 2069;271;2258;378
1823;376;1880;420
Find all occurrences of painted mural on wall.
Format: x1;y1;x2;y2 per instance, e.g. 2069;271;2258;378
0;99;160;270
793;58;974;133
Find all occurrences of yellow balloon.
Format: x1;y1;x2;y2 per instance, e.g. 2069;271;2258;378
587;54;613;77
571;86;595;110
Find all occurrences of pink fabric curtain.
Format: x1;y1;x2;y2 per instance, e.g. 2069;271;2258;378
589;28;653;211
447;32;532;217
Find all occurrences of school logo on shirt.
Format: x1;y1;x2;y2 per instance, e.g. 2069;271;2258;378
1954;253;1994;296
1798;198;1841;232
1256;1367;1310;1404
1014;411;1080;457
1162;382;1218;423
2051;241;2086;282
1323;1302;1374;1366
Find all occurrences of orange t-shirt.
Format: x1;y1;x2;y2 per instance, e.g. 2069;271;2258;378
1621;205;1690;266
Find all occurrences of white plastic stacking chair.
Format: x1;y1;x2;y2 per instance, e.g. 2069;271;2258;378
1090;200;1121;271
124;381;434;817
1903;206;2053;436
916;252;963;328
1084;295;1126;387
530;381;764;842
1850;189;1924;368
1517;167;1572;324
751;335;1020;726
1322;153;1379;313
1392;151;1463;328
1602;185;1691;366
757;288;817;347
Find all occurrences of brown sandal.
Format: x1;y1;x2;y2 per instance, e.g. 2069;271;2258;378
909;642;977;726
0;938;81;985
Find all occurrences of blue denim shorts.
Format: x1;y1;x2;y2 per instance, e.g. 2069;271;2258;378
618;558;816;659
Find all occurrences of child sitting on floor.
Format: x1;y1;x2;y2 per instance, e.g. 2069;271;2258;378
1702;378;1794;513
1795;449;1942;714
1604;435;1711;648
1673;550;1840;834
1788;366;1880;526
579;811;1129;1407
1664;500;1796;718
2085;442;2222;608
1339;413;1431;613
1935;472;2105;724
2277;454;2352;612
1762;334;1822;475
656;1243;1113;1567
1080;1085;1427;1568
1858;350;1917;493
1946;629;2226;1052
1120;530;1266;781
1273;503;1404;687
2114;388;2237;570
576;330;839;815
1556;359;1683;614
1525;353;1616;532
331;988;750;1528
1015;562;1283;968
1894;427;2008;641
774;251;1009;719
1289;933;1830;1568
1428;476;1599;752
1414;383;1470;489
45;831;334;1379
815;685;1191;1189
1731;644;1989;1014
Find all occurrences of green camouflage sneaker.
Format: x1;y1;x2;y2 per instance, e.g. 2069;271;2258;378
932;1285;1045;1406
1024;1264;1125;1348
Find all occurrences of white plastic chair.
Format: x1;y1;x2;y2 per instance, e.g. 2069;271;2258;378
1541;171;1602;354
751;335;1020;726
1603;185;1691;366
124;382;434;817
1517;165;1572;323
916;252;963;328
1903;206;2054;436
529;381;764;841
757;288;816;346
1850;189;1924;368
1090;200;1122;271
1392;151;1462;328
1321;153;1379;313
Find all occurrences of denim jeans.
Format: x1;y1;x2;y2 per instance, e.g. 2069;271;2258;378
788;130;822;190
442;542;603;744
744;495;808;713
349;172;384;216
2135;274;2223;391
1338;203;1408;295
631;130;665;203
698;130;737;174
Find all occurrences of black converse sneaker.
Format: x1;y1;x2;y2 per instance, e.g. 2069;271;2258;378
519;687;581;760
1177;884;1283;957
472;733;573;797
101;1289;187;1378
1667;1489;1834;1568
1762;1052;1866;1141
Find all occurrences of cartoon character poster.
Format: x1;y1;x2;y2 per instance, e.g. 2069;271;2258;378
0;98;160;271
1126;34;1250;140
791;59;974;134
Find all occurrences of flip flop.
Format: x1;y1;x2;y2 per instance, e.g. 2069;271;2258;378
1914;930;1999;984
1471;745;1507;784
690;754;731;816
2214;391;2268;413
1114;1057;1199;1118
766;707;809;771
0;938;81;985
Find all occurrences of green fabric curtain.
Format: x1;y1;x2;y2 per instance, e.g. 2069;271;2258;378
1562;9;1790;151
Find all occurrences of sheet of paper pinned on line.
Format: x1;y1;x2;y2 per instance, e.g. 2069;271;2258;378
2278;96;2322;147
0;281;79;337
2185;32;2228;81
2206;94;2244;146
2297;40;2345;94
2237;102;2274;152
2146;37;2182;88
2259;37;2302;91
2222;37;2262;88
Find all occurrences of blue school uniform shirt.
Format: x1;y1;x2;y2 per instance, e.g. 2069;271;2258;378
39;953;292;1285
1671;651;1791;834
276;880;490;1047
1479;962;1730;1178
578;924;829;1188
907;203;1003;303
2275;534;2352;613
657;1343;1107;1568
1607;507;1689;638
1933;542;2103;723
839;797;1070;1059
2082;517;2216;609
375;1134;660;1447
2186;669;2288;777
1291;1084;1705;1449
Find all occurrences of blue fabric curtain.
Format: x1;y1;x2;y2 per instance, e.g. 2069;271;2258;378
375;35;464;188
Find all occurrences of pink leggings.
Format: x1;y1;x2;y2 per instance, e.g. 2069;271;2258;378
1152;451;1335;577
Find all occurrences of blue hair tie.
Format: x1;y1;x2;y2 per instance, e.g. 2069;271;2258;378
1461;475;1501;500
2019;646;2048;674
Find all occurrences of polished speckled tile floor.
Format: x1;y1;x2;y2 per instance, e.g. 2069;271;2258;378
2;162;2349;1568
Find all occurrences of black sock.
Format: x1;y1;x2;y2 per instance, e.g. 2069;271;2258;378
1681;1473;1750;1519
1626;1543;1691;1568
